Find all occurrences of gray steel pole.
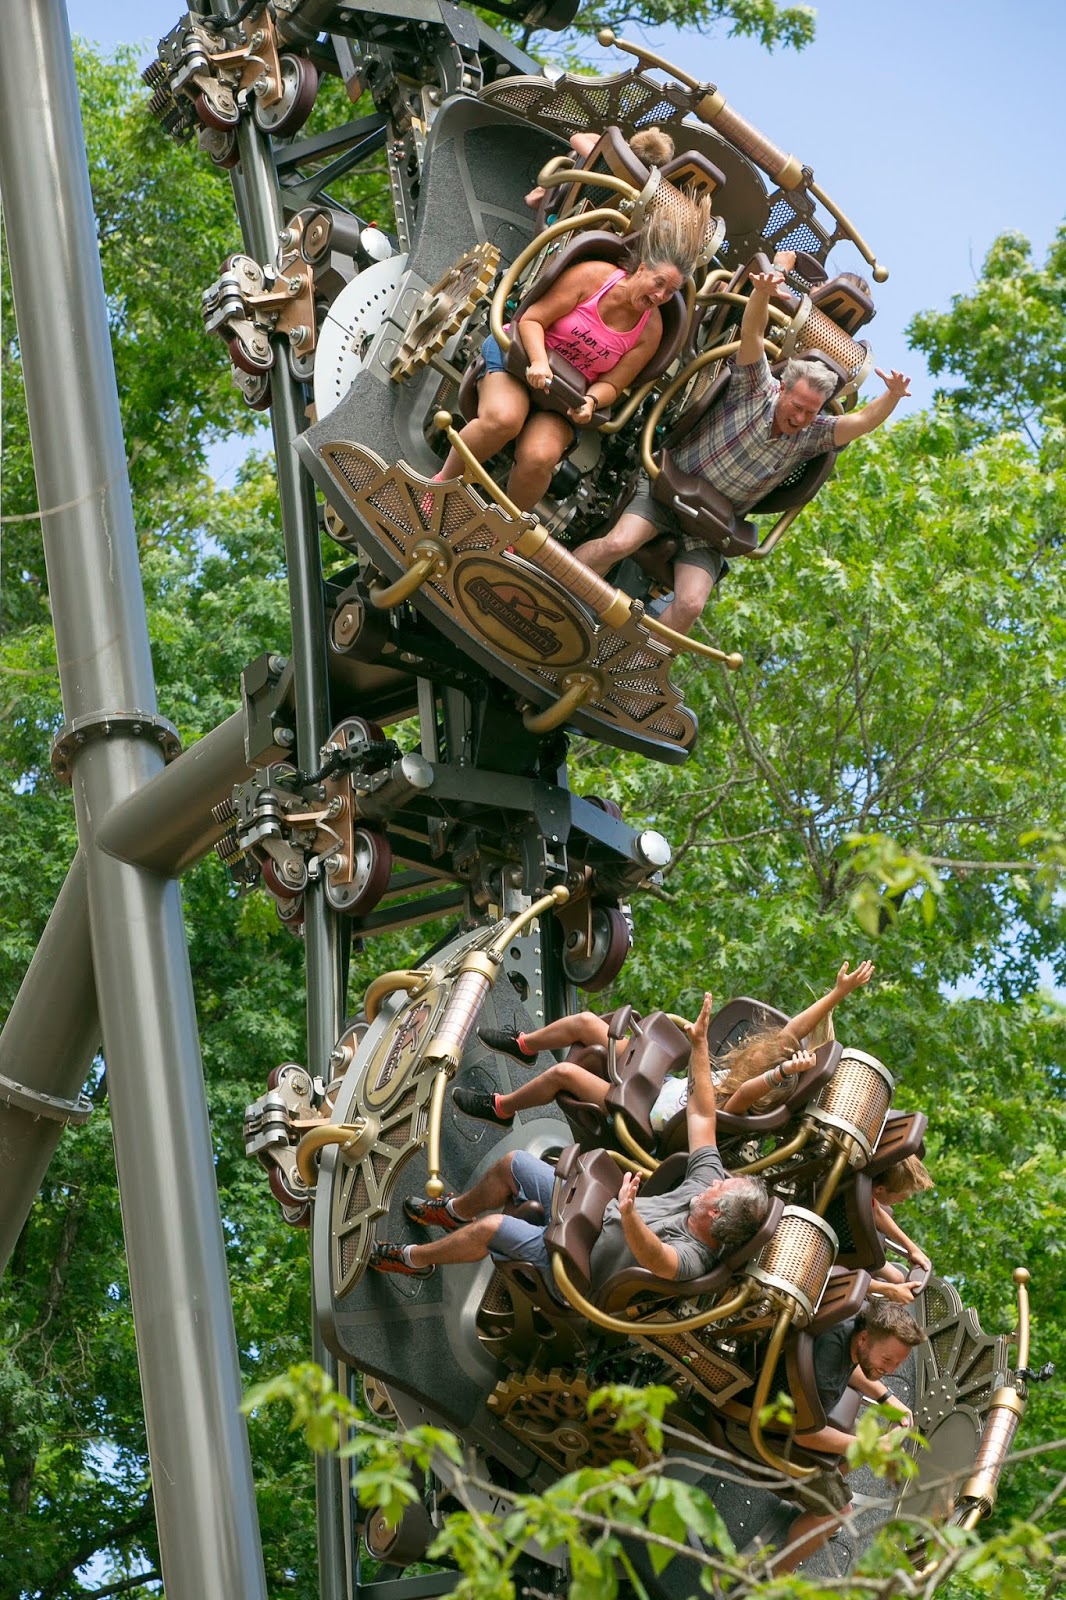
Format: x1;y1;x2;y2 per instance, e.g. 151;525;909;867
229;88;350;1600
0;856;99;1272
0;6;267;1596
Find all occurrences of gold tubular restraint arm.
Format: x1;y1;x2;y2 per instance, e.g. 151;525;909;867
552;1255;753;1335
806;180;888;283
948;1267;1034;1533
523;674;600;734
295;1122;371;1189
748;1306;817;1479
608;1148;658;1177
613;1113;658;1173
811;1142;853;1218
1013;1265;1032;1371
434;412;743;671
364;969;429;1023
732;1122;812;1176
490;883;571;958
424;1070;451;1199
369;539;451;609
490;208;633;353
534;163;642;205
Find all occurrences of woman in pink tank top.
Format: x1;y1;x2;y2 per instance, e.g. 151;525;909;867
432;194;711;514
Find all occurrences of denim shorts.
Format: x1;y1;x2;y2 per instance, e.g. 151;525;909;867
481;333;507;375
487;1149;557;1275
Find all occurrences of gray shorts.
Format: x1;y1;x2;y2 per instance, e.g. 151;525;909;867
487;1149;558;1275
626;470;726;582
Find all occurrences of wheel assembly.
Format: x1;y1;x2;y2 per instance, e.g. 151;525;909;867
364;1500;433;1565
324;826;393;915
561;903;631;991
252;55;319;137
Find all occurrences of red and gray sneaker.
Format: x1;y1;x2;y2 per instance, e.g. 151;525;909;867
477;1025;535;1062
452;1086;514;1128
403;1193;468;1232
369;1241;435;1278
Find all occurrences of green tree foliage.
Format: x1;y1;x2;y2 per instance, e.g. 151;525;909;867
3;29;1066;1600
514;0;815;62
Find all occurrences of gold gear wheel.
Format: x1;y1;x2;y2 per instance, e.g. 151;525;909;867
390;242;500;381
488;1368;658;1473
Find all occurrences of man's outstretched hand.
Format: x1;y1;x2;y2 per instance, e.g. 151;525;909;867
875;367;911;401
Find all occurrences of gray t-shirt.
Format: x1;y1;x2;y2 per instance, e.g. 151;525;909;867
812;1316;858;1414
589;1145;726;1288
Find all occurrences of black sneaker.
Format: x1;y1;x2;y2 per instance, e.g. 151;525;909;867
478;1025;535;1062
453;1086;515;1128
369;1241;435;1278
403;1193;467;1232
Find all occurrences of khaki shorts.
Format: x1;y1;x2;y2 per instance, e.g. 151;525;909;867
625;471;726;582
792;1463;854;1515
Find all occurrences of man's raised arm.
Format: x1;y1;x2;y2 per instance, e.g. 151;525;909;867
833;368;911;445
737;271;783;366
685;991;718;1151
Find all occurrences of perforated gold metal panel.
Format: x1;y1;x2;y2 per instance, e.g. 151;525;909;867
806;1048;893;1164
795;305;866;376
745;1205;837;1325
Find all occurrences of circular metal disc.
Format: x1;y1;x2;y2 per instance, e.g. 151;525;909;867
313;254;409;419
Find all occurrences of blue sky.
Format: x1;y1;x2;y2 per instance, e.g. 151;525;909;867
67;0;1065;417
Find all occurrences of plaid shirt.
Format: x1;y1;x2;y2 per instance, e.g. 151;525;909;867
672;357;837;513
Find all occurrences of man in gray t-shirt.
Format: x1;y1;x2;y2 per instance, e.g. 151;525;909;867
372;993;771;1290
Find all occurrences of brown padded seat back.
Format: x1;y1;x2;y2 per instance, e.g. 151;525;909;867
603;1010;691;1148
821;1172;885;1273
660;1038;842;1158
545;1144;624;1294
660;148;726;199
810;274;876;334
707;996;791;1060
747;446;838;518
867;1109;928;1177
809;1266;872;1337
546;125;652;224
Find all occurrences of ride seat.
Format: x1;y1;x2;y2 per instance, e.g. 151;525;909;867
810;274;876;335
456;230;689;432
820;1171;886;1273
867;1109;928;1175
540;125;652;227
658;1039;843;1161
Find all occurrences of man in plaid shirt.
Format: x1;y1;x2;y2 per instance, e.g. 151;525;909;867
574;266;911;635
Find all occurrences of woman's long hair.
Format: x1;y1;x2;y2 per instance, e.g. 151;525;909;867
623;187;714;283
715;1022;803;1111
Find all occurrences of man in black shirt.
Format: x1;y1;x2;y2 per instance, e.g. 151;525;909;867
774;1300;927;1571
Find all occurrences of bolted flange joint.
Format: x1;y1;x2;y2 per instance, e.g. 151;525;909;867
51;710;182;784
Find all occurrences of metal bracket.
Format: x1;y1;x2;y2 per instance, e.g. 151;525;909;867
0;1068;93;1125
51;710;182;784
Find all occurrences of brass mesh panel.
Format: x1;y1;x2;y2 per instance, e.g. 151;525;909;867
648;179;718;253
607;688;661;719
960;1345;996;1395
489;86;539;112
342;1171;371;1224
955;1330;983;1383
796;307;865;376
747;1207;835;1319
924;1283;954;1328
368;481;418;538
613;674;662;697
645;1332;745;1396
325;446;383;497
452;529;495;553
932;1326;957;1374
478;1273;513;1318
810;1050;892;1149
339;1231;361;1280
648;710;690;739
595;632;632;665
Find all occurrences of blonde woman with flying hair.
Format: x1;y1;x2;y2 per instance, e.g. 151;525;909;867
430;192;712;512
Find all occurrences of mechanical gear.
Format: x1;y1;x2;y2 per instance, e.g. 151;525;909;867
390;242;500;381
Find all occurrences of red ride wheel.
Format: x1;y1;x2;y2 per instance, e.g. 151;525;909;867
227;334;274;375
261;855;305;897
562;905;632;992
587;795;623;820
194;90;239;131
252;55;319;137
325;827;393;915
244;375;272;411
268;1165;311;1227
